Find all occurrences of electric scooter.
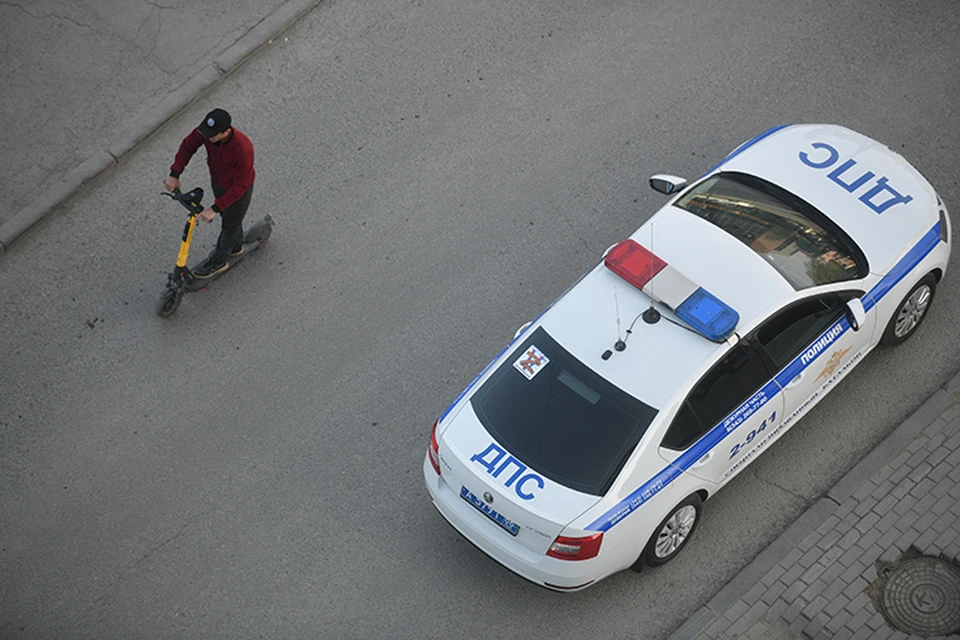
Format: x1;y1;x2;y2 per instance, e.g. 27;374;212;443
156;187;274;317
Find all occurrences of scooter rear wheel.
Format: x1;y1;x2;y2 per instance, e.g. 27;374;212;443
244;217;273;245
156;287;183;317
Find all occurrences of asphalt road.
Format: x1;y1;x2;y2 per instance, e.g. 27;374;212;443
2;1;959;639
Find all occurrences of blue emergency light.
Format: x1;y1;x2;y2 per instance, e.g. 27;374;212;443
674;287;740;342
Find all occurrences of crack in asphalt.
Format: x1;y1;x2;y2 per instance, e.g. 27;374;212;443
753;469;810;502
79;507;213;614
2;3;98;33
131;508;211;570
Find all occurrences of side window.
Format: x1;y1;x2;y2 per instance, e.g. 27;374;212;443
662;342;768;450
661;401;701;452
755;293;855;372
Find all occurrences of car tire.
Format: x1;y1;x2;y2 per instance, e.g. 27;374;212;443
881;273;937;347
636;494;703;569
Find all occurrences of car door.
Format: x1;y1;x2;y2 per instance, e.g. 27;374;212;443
754;291;876;434
658;339;784;489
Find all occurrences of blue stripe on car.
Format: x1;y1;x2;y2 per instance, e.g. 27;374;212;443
705;124;791;175
863;223;941;313
586;220;942;532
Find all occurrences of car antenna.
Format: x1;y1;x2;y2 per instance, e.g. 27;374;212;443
643;222;661;325
602;286;627;360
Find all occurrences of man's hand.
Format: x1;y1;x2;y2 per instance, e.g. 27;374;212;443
164;176;181;192
199;208;216;223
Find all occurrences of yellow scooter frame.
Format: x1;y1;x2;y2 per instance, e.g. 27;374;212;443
156;187;273;317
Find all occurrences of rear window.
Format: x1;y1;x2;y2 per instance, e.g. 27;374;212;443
674;172;867;289
471;327;658;496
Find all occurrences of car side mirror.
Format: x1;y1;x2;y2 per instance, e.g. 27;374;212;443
649;174;689;195
845;298;866;331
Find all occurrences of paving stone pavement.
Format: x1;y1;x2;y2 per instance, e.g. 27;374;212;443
669;372;960;640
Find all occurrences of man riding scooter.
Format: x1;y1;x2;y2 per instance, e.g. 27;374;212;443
164;107;255;278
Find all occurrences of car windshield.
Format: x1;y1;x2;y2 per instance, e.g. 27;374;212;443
674;172;867;289
471;327;658;496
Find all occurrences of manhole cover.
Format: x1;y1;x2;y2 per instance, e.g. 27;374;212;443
876;555;960;637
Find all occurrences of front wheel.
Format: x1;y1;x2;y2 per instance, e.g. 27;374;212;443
881;273;937;346
156;287;183;318
638;494;703;569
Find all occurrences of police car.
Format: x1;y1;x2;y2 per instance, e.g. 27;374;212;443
423;124;951;591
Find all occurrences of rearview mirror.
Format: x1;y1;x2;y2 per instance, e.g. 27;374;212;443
845;298;866;331
649;174;688;195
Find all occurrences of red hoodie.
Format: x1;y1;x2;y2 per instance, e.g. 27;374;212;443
169;128;255;213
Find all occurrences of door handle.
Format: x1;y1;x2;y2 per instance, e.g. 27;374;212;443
786;372;804;388
693;451;713;468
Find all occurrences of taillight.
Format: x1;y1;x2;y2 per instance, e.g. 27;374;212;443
547;532;603;561
428;420;441;475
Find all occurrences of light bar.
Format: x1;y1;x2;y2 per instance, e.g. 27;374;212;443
603;240;666;290
604;239;739;341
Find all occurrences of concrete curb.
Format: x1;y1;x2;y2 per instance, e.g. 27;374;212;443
107;67;223;162
666;370;960;640
0;0;322;255
0;151;115;248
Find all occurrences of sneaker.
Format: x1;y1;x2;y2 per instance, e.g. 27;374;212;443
229;244;245;256
193;259;229;279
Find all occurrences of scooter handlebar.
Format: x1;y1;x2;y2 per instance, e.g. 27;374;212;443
161;187;205;215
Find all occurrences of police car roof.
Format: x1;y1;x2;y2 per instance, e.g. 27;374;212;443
719;124;938;273
539;204;794;410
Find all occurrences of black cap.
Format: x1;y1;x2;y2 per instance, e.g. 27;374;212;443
198;108;231;138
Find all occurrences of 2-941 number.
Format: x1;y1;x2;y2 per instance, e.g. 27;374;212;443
728;411;777;460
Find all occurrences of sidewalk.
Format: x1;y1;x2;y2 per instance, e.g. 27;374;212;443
0;0;320;254
668;372;960;640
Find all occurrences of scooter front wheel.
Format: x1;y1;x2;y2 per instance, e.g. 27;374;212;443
156;287;183;317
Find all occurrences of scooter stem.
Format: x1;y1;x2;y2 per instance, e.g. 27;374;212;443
176;214;199;268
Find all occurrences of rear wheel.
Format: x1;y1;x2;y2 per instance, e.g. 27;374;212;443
155;287;183;318
244;218;273;245
638;494;703;569
881;273;936;346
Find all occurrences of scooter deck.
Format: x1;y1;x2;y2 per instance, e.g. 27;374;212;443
183;236;269;292
158;203;273;317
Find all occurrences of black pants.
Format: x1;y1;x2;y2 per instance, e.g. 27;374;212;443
211;184;253;263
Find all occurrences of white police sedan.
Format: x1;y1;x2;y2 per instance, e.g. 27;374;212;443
423;124;951;591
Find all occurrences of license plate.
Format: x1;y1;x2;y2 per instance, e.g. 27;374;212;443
460;486;520;536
